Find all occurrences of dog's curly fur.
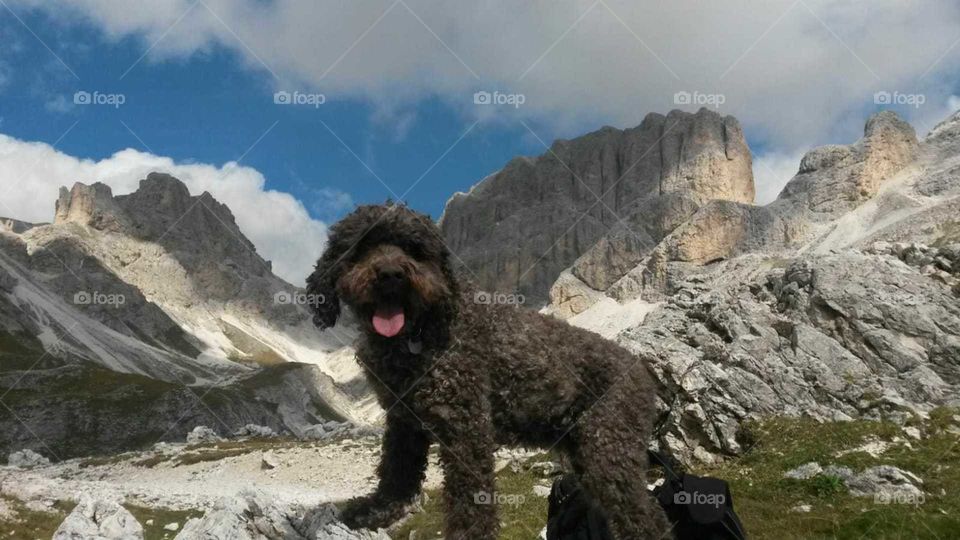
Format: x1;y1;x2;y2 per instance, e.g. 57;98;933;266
307;203;670;539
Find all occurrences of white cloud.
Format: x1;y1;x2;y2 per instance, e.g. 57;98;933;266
753;150;805;205
0;132;343;285
8;0;960;152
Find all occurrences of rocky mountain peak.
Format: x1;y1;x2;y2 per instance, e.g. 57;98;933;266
54;181;131;232
441;107;755;304
781;111;919;213
115;173;255;255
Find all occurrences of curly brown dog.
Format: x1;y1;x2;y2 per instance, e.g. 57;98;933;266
307;203;670;540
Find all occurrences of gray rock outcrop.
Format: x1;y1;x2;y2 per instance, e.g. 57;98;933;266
55;182;132;233
186;426;223;445
175;490;388;540
53;494;144;540
617;251;959;462
784;463;924;499
7;449;50;468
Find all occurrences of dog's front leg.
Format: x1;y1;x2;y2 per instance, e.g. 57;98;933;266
430;401;499;540
341;407;430;530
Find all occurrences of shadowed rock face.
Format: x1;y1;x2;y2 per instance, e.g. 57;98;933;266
440;108;754;305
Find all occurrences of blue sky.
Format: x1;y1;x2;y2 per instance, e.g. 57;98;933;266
2;0;959;283
0;10;550;222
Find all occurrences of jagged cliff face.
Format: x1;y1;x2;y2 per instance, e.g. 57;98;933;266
440;108;754;304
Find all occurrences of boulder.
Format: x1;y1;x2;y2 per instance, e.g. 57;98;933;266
7;449;50;469
784;462;823;480
186;426;222;445
234;424;277;438
175;489;388;540
52;494;144;540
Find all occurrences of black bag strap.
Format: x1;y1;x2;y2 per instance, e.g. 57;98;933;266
648;450;684;482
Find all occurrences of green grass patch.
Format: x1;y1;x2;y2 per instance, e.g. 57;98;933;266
701;411;960;539
0;496;74;540
391;412;960;539
124;504;203;540
392;462;551;540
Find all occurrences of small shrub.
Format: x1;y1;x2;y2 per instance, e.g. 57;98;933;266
810;474;846;498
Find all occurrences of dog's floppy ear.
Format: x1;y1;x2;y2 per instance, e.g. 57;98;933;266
306;241;343;330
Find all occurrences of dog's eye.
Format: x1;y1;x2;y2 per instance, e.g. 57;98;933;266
406;245;428;261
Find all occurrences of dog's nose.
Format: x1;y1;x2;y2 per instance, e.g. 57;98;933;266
377;266;404;284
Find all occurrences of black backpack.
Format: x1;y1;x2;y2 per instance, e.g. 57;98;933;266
545;451;746;540
648;450;747;540
546;475;615;540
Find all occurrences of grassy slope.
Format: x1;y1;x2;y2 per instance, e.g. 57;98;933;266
394;412;960;539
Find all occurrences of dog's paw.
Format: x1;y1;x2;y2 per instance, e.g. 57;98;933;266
340;495;405;530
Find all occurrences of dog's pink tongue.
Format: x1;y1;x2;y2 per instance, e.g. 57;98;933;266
372;307;405;337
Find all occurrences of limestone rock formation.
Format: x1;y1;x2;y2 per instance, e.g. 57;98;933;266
617;251;960;462
175;490;388;540
55;182;132;233
7;449;50;469
53;494;144;540
779;110;920;215
441;108;754;304
598;110;930;305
